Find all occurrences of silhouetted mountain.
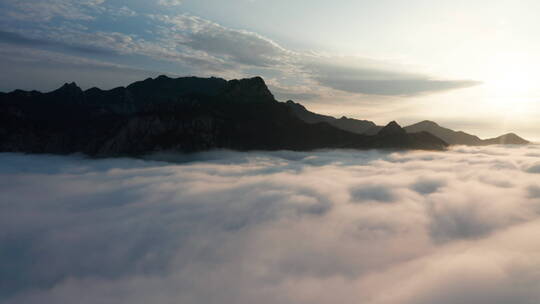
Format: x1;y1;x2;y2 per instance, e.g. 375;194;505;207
0;76;448;156
404;120;529;145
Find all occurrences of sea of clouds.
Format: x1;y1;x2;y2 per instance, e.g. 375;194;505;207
1;145;540;304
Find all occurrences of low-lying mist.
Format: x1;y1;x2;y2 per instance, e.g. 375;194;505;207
1;145;540;304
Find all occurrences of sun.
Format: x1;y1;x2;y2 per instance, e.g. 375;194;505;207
482;53;538;99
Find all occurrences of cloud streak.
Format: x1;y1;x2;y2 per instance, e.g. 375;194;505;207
157;0;183;6
301;56;481;96
1;145;540;303
1;0;106;22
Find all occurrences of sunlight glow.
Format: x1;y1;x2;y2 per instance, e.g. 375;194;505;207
483;53;538;99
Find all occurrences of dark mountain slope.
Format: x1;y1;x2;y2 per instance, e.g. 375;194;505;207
0;76;448;156
285;100;381;135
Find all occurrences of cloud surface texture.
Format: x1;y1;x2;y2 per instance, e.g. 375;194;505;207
1;145;540;304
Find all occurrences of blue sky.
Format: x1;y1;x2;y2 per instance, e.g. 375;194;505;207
0;0;538;139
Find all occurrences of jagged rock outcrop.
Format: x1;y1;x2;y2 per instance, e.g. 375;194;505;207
0;75;449;156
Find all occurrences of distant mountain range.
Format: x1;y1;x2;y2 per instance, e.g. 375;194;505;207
404;120;529;145
0;76;528;156
285;100;529;145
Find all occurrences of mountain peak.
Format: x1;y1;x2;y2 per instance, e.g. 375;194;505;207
389;121;400;126
416;120;440;127
486;133;530;145
231;76;267;88
54;82;82;95
378;121;406;136
62;82;79;89
155;75;171;81
224;76;275;102
285;99;307;108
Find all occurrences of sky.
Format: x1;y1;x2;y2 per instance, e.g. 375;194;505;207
2;146;540;303
0;0;538;140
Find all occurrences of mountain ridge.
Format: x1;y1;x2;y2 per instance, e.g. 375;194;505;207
284;101;529;146
0;75;449;156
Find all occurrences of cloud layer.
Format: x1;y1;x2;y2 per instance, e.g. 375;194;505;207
1;145;540;304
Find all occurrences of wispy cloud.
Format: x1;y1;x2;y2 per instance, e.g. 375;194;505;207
149;14;480;96
150;14;292;67
1;0;106;22
0;1;480;96
157;0;183;6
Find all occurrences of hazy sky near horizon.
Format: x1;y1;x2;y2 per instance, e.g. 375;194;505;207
0;0;538;139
